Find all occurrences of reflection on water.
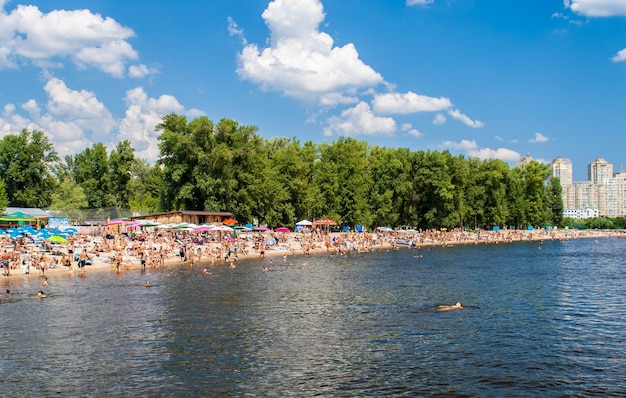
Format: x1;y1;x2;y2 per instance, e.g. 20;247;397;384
1;238;626;396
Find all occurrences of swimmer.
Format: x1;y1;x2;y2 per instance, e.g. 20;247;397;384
43;278;48;287
145;281;151;287
438;302;463;311
203;268;209;274
262;266;268;272
36;290;47;298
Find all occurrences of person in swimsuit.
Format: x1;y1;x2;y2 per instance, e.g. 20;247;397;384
438;302;463;311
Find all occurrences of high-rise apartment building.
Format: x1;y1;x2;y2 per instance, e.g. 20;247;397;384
551;157;573;188
588;157;613;184
552;156;626;218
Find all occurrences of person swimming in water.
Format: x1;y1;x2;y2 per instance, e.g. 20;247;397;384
36;290;47;298
438;302;463;311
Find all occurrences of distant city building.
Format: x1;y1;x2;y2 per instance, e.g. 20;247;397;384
551;157;573;188
588;157;613;185
516;154;534;168
552;156;626;218
563;208;599;219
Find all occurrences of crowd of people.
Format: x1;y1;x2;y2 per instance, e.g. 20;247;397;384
0;225;621;280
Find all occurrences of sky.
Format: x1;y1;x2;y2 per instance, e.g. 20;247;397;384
1;0;625;181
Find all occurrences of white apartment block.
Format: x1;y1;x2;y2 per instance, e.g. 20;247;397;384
563;208;599;219
553;156;626;218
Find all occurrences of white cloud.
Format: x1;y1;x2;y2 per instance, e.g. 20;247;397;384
118;87;203;161
447;108;485;128
529;132;549;143
433;113;446;125
0;78;200;161
0;3;140;77
612;48;626;62
236;0;383;105
372;91;452;114
407;0;434;5
442;139;520;161
128;64;159;78
567;0;626;17
400;122;422;138
323;101;396;137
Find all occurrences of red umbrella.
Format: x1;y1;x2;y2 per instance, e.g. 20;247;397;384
223;219;238;225
312;218;337;226
274;227;291;233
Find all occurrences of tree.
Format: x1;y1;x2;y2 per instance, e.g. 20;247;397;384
0;129;59;207
411;150;455;229
313;138;372;226
0;179;8;212
546;177;564;227
49;176;88;219
128;159;163;212
109;140;135;209
74;143;115;209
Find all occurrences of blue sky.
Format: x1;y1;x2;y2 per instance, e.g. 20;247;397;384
1;0;625;181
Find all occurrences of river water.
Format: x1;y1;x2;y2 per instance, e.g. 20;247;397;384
1;237;625;397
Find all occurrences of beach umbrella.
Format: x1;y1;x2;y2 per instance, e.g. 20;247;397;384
46;235;68;243
104;219;127;226
223;219;238;225
296;220;313;226
312;219;337;226
253;227;271;232
275;227;291;233
193;225;214;232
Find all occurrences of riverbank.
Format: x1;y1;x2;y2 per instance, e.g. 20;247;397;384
2;228;623;283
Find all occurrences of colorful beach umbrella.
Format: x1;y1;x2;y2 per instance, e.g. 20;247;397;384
46;235;68;243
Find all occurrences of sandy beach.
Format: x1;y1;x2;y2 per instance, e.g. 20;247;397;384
1;227;622;284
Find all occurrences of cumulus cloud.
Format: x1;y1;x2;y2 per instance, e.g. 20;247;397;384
447;109;485;128
612;48;626;62
235;0;383;105
566;0;626;17
323;102;396;137
433;113;446;125
529;132;549;143
0;3;142;77
118;87;203;160
442;139;520;162
128;64;159;78
372;91;452;114
400;122;422;138
0;77;200;161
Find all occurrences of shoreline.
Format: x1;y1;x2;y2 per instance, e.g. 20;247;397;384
2;228;622;284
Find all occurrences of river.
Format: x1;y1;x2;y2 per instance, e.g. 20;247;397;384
1;237;625;397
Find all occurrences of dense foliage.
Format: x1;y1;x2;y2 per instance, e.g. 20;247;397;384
0;115;566;229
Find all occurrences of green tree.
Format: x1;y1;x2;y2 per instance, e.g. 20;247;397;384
480;158;510;228
546;177;564;227
267;137;318;226
109;140;135;209
507;160;551;228
313;138;372;226
0;129;59;207
49;176;88;219
128;159;163;212
0;179;8;212
411;150;455;229
74;143;114;209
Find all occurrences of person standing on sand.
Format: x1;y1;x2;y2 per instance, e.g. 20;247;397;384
2;250;10;276
78;250;87;271
140;249;146;270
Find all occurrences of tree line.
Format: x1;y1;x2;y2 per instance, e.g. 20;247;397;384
0;113;565;230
